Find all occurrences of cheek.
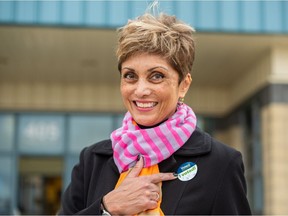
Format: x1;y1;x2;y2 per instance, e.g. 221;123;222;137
160;82;179;98
120;84;125;97
120;84;131;99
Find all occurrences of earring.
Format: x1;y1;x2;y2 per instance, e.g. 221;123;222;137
178;97;184;104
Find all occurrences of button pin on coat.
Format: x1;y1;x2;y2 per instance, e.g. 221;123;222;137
177;162;198;181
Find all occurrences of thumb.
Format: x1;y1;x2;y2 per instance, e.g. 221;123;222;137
127;156;144;178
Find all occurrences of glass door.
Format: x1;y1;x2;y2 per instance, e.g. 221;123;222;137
18;157;63;215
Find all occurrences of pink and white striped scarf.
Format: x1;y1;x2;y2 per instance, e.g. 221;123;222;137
111;103;197;173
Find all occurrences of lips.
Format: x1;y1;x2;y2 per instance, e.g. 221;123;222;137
134;101;157;108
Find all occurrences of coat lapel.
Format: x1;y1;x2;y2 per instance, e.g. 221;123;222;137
159;128;212;214
159;156;187;215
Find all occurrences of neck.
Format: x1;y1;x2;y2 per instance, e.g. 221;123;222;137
137;119;167;129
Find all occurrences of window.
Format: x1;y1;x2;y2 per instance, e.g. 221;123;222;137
18;115;65;155
68;115;113;154
243;101;263;214
0;156;13;214
0;114;14;152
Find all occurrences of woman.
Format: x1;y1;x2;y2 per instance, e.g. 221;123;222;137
59;12;251;215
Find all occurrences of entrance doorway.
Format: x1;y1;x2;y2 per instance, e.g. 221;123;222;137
18;157;63;215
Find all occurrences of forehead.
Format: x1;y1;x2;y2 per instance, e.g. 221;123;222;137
122;53;171;69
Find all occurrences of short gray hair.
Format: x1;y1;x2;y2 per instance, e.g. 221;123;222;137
116;13;196;83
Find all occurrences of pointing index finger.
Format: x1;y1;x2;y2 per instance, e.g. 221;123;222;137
150;172;177;184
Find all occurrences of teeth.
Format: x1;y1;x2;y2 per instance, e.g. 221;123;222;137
136;102;156;108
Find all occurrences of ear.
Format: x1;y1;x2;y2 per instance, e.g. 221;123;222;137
179;74;192;98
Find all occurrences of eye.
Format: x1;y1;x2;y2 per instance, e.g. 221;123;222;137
150;73;164;82
122;72;137;81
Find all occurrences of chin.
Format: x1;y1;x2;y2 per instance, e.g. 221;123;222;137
136;120;150;126
136;118;158;127
132;113;161;127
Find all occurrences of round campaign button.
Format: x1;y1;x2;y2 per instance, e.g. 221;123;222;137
177;162;198;181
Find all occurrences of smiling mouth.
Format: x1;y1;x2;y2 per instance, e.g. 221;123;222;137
134;101;158;108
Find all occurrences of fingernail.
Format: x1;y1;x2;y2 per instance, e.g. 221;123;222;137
137;155;141;161
173;173;178;177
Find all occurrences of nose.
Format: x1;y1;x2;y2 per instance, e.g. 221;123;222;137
134;79;151;97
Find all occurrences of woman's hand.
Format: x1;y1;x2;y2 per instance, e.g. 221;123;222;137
102;157;177;215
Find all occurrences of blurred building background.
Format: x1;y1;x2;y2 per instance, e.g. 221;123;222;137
0;0;288;215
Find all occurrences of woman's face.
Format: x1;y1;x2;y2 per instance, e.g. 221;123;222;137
120;53;191;127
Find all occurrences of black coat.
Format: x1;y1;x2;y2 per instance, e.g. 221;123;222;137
59;128;252;215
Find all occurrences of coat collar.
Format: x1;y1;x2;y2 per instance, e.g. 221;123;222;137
174;127;212;156
158;127;212;175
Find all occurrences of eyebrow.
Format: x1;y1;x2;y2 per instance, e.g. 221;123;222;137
148;66;169;72
121;67;134;71
121;66;169;72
